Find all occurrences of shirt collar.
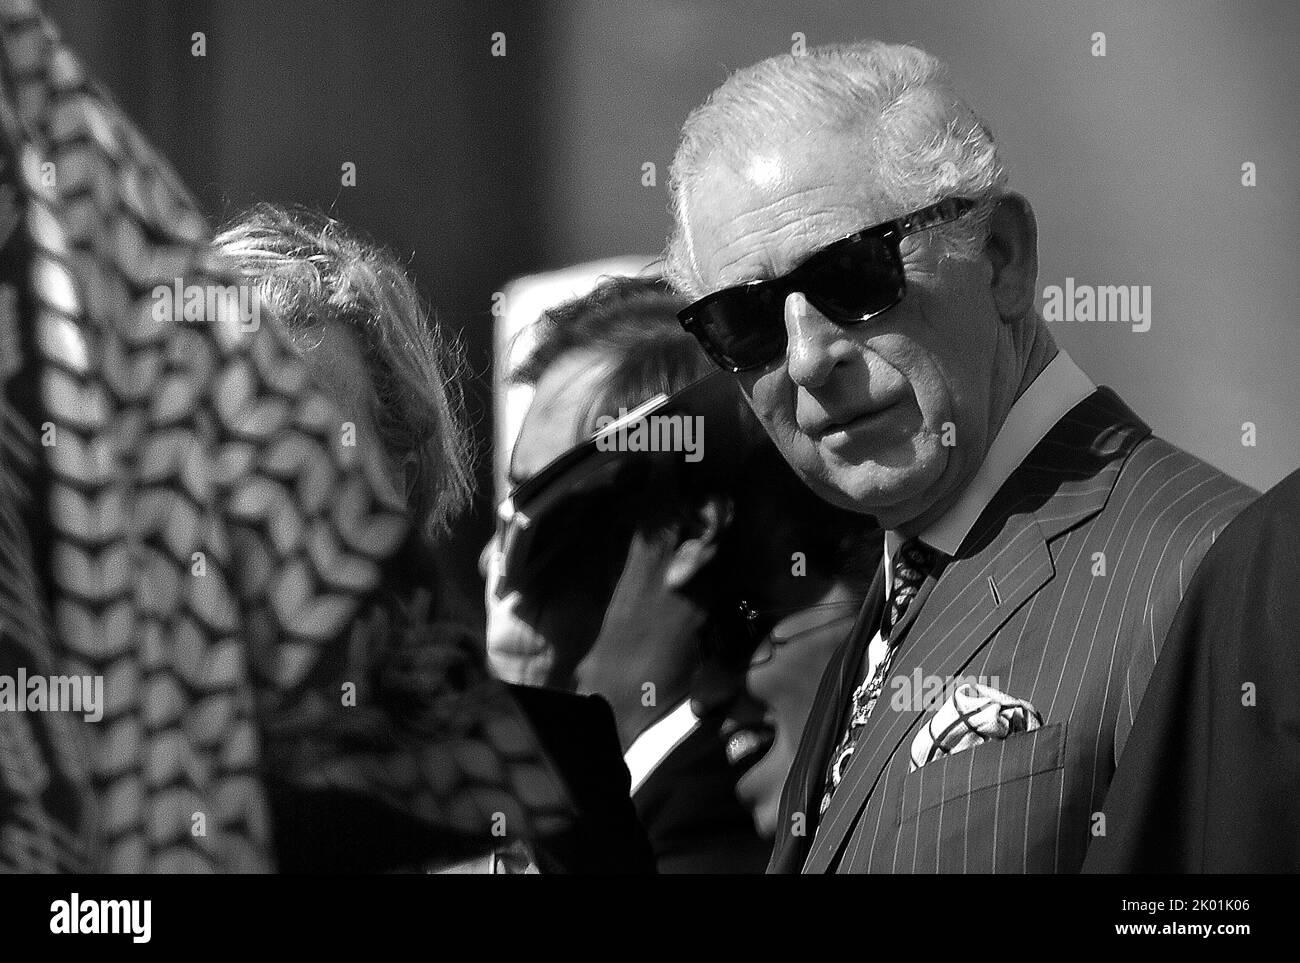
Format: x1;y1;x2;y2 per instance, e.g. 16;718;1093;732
623;699;700;796
885;349;1096;583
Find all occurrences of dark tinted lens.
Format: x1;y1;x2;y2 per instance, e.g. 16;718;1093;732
501;476;644;595
800;233;904;322
695;284;788;370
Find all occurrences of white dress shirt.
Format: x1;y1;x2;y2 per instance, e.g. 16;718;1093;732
863;350;1097;680
623;699;700;796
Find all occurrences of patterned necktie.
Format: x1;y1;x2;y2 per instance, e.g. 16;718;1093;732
819;538;939;815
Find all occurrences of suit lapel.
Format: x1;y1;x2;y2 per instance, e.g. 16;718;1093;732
802;387;1151;873
804;509;1053;872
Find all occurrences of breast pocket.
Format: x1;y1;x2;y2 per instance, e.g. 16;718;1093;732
893;722;1068;873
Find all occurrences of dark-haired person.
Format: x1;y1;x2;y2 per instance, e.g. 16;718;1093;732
726;544;877;840
488;274;877;871
214;207;651;872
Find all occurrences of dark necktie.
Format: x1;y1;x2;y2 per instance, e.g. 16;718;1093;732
819;538;939;816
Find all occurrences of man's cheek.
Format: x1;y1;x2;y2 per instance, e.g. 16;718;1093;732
757;391;812;463
895;360;949;437
743;368;792;423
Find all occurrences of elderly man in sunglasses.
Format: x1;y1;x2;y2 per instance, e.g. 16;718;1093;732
667;41;1258;874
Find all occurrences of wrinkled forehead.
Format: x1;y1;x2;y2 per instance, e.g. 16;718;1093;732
683;128;890;293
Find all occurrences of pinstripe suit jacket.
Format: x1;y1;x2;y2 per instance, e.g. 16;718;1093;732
769;387;1256;873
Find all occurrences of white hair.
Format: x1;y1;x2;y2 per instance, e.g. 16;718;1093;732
666;41;1008;297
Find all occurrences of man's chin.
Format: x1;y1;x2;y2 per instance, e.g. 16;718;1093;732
807;464;938;518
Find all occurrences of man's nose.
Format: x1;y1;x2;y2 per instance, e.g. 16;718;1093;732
783;291;852;387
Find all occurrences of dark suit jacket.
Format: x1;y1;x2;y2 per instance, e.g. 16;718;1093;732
770;388;1256;873
634;714;771;873
511;686;657;874
1082;466;1300;872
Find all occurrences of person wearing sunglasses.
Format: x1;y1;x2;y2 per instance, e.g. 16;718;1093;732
486;275;877;871
665;41;1257;874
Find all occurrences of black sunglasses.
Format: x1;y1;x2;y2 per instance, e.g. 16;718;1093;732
493;372;731;595
677;196;978;372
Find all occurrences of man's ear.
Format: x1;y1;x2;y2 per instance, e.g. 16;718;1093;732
984;192;1039;325
665;495;733;591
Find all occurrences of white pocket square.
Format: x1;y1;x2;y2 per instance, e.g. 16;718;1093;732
909;682;1043;772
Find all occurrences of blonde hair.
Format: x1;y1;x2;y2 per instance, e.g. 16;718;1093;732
215;204;474;534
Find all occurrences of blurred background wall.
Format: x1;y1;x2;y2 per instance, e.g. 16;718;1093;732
46;0;1300;618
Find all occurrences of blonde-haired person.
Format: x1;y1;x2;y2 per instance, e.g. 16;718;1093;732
0;0;578;869
215;205;654;872
215;203;473;537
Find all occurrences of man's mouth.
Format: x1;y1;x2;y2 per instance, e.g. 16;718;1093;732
809;397;904;439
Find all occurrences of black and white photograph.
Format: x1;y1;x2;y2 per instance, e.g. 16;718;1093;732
0;0;1295;944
